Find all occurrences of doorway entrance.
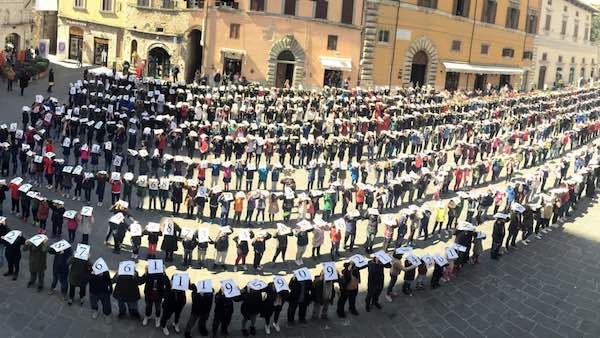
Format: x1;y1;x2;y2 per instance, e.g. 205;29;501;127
323;69;342;87
474;74;487;91
499;74;511;88
185;29;203;83
537;66;546;89
275;50;295;88
68;27;84;61
148;47;170;79
410;51;428;87
93;38;109;66
5;33;20;52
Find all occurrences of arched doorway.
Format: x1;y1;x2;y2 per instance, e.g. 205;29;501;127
185;29;203;83
5;33;20;51
275;50;295;88
537;66;546;89
148;47;171;79
130;39;138;63
410;51;428;87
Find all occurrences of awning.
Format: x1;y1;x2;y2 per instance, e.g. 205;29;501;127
320;56;352;71
443;62;525;75
221;48;245;60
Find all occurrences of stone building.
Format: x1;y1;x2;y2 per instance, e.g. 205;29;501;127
529;0;599;90
56;0;364;87
0;0;35;53
361;0;542;91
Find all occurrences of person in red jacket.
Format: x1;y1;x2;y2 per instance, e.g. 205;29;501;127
43;156;55;189
9;181;20;214
110;175;122;204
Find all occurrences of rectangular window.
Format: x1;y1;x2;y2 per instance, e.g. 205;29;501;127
250;0;265;11
453;0;469;17
377;30;390;43
74;0;85;9
502;48;514;58
571;56;575;63
505;7;520;30
481;0;496;24
542;52;547;61
101;0;113;11
284;0;296;15
480;44;489;55
327;35;338;50
585;27;589;40
526;14;538;34
162;0;175;8
523;51;533;60
417;0;437;9
574;23;578;37
561;20;567;35
186;0;204;8
229;23;240;39
451;40;461;51
341;0;354;24
544;15;551;31
315;0;328;19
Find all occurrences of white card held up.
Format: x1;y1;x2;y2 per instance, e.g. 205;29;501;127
147;259;164;274
10;177;23;185
405;254;421;267
129;222;142;237
238;229;251;241
18;183;32;193
220;279;241;298
63;210;77;219
81;206;93;217
247;279;268;291
74;243;91;260
333;218;346;231
118;261;136;276
3;230;22;244
395;246;414;255
181;227;195;240
195;279;213;293
420;254;435;268
293;267;312;281
349;254;368;268
322;262;338;281
171;272;190;291
433;254;449;266
109;212;125;224
28;234;47;247
164;220;175;236
50;240;71;252
273;276;290;292
476;231;487;239
196;228;209;242
453;243;467;253
445;247;459;260
276;223;291;235
92;258;109;275
372;250;392;265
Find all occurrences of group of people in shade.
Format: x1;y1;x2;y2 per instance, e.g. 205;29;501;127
1;72;600;336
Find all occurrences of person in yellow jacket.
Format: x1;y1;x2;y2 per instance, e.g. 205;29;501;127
431;201;447;238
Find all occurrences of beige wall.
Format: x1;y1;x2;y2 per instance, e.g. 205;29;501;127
0;0;35;52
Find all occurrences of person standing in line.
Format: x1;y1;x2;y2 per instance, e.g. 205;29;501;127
159;281;187;335
23;236;48;291
141;267;170;328
48;246;72;298
112;267;144;319
287;276;313;324
337;261;360;317
47;68;55;93
89;268;113;324
2;230;25;280
184;283;213;337
67;253;91;305
365;257;390;312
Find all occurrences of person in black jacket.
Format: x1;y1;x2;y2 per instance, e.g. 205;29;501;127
112;270;144;318
252;232;271;271
160;282;187;335
184;283;213;337
211;230;229;271
89;269;113;323
337;261;361;317
2;230;25;280
161;221;181;262
260;282;287;334
491;216;507;259
287;276;313;324
311;272;336;320
240;284;263;336
212;289;240;336
48;246;72;298
365;257;390;312
506;210;521;250
141;268;170;327
49;200;65;238
271;229;291;264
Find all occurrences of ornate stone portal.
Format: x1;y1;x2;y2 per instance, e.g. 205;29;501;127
266;35;306;87
401;36;439;87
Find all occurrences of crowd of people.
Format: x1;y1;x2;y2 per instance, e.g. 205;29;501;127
1;71;600;337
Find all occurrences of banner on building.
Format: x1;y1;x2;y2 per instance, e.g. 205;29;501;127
35;0;58;11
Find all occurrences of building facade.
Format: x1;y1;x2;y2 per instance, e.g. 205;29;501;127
56;0;364;87
530;0;599;90
362;0;542;91
1;0;35;53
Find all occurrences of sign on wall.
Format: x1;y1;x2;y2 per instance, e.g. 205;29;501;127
35;0;58;11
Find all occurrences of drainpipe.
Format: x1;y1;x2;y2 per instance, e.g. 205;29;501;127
201;0;210;74
466;0;478;90
388;3;400;89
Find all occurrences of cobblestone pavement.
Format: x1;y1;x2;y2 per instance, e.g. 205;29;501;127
1;64;600;337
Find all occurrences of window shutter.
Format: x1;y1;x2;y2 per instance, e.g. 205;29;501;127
464;0;470;17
